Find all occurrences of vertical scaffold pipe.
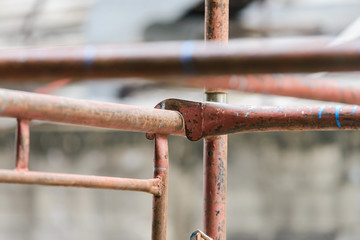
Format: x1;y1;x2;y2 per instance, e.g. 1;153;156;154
15;119;30;171
152;135;169;240
204;0;229;240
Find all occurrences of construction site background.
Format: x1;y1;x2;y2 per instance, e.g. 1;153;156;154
0;1;360;240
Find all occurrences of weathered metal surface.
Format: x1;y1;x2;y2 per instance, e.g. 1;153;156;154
204;0;228;237
204;95;227;240
15;119;30;171
204;135;227;240
0;37;359;80
181;74;360;105
0;89;185;136
152;135;169;240
205;0;229;42
158;99;360;140
151;99;202;141
202;103;360;135
0;169;160;194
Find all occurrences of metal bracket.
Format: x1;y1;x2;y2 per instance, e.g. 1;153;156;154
147;99;204;141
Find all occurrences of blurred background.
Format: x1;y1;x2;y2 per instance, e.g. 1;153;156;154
0;0;360;240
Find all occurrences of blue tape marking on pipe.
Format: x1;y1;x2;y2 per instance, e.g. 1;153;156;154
335;105;342;128
352;105;357;114
180;41;196;75
83;45;96;68
318;106;325;119
190;232;198;240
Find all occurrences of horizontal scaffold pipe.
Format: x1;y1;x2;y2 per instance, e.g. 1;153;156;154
0;170;161;195
203;103;360;136
177;74;360;105
0;36;359;80
156;99;360;141
0;89;185;136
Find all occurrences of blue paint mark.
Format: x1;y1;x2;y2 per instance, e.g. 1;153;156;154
83;45;96;68
161;103;165;110
180;41;196;75
190;232;197;240
245;112;249;118
352;106;357;114
318;106;325;119
335;105;342;128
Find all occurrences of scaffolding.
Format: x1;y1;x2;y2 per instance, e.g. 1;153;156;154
0;1;360;240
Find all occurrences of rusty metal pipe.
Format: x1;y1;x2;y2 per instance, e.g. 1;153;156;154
204;0;228;239
0;89;184;136
0;37;359;80
15;119;30;170
204;134;227;240
202;103;360;136
204;94;228;240
157;99;360;141
152;135;169;240
0;169;160;194
180;74;360;105
205;0;229;43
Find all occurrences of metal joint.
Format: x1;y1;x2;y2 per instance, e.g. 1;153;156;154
147;99;203;141
148;98;360;142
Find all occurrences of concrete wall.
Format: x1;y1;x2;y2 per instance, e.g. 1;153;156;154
0;125;359;240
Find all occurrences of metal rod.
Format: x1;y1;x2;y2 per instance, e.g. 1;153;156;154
0;37;359;80
0;89;184;136
15;119;30;170
203;134;227;239
205;0;228;43
202;103;360;136
204;0;228;240
204;97;228;240
179;74;360;105
156;99;360;141
0;169;160;194
152;134;169;240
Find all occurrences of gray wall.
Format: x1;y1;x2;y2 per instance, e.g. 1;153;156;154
0;125;359;240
